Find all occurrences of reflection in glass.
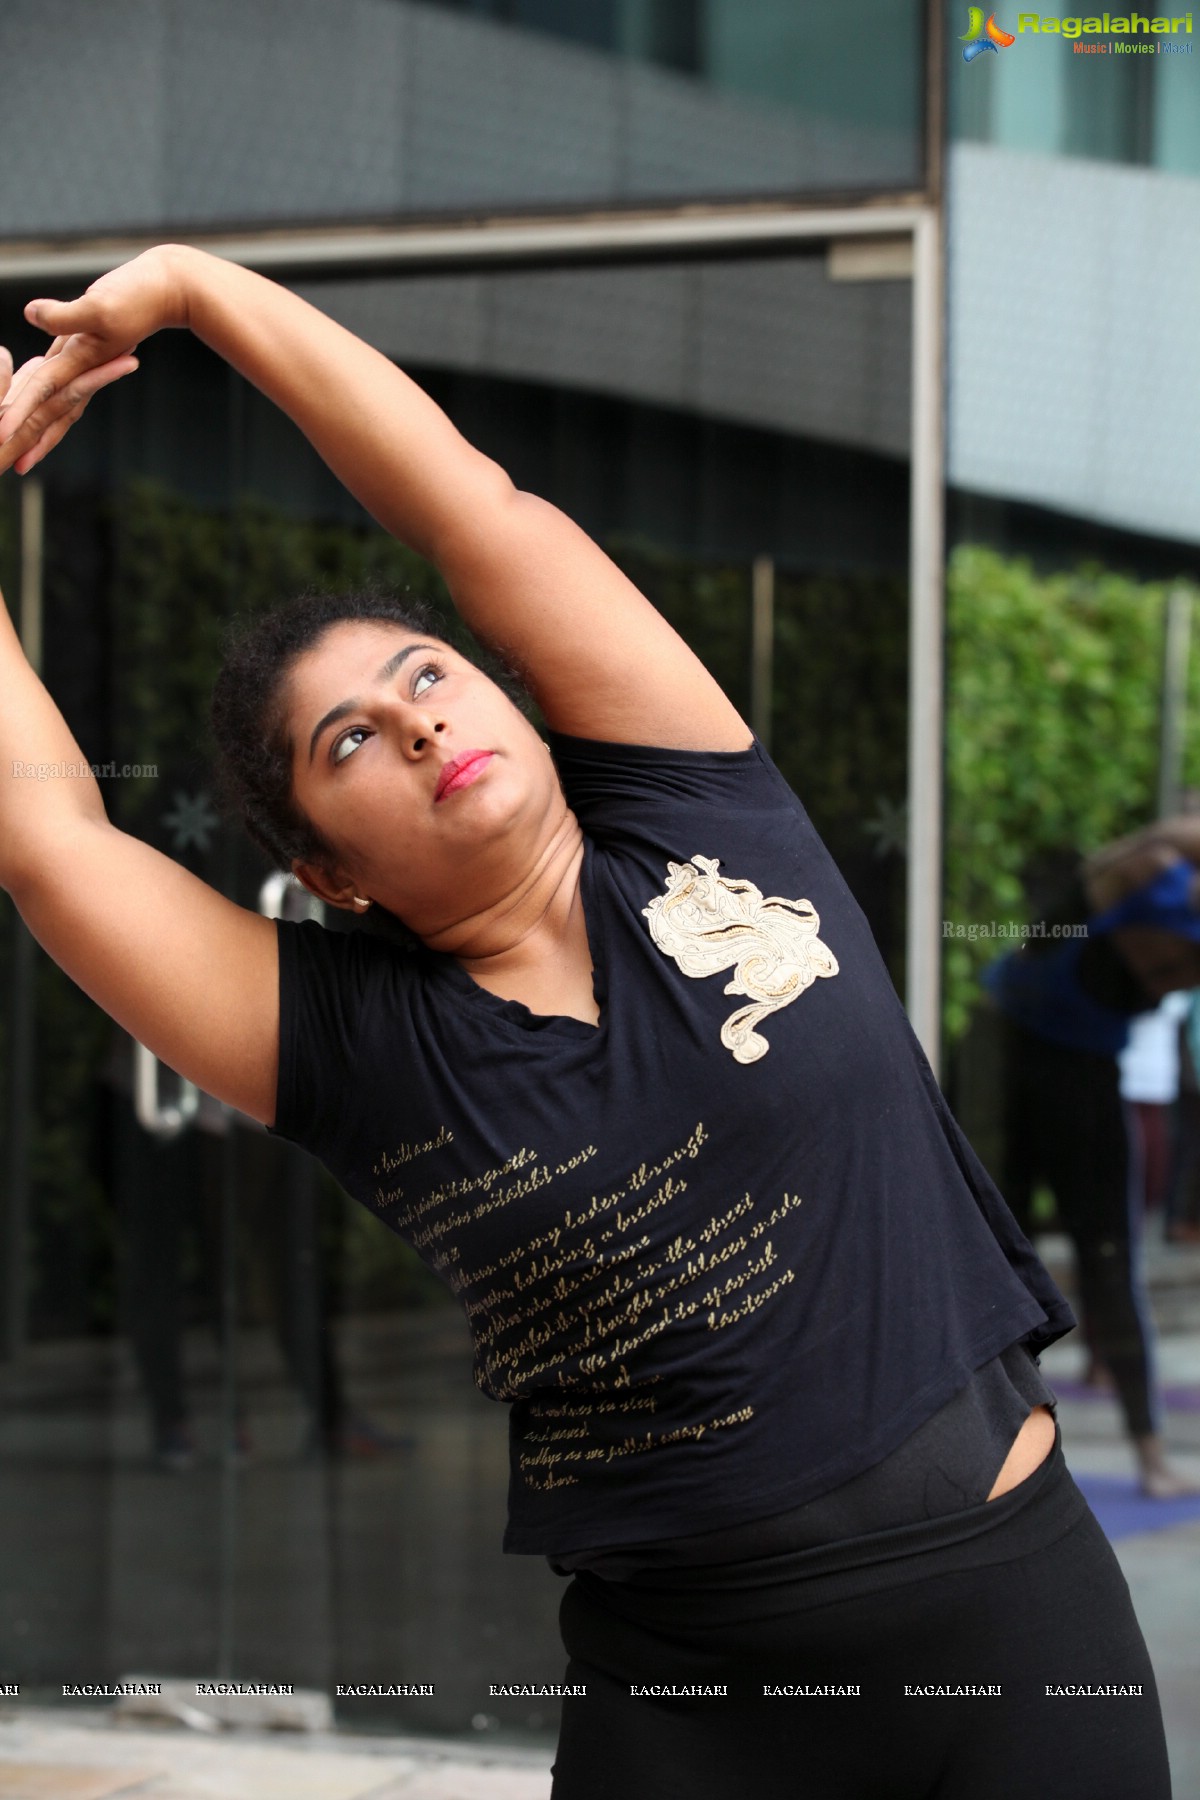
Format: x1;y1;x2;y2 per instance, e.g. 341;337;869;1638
0;0;925;241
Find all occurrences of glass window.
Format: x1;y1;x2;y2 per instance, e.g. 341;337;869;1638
948;8;1200;175
0;248;911;1731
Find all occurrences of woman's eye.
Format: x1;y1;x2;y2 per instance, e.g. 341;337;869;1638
332;728;368;765
412;664;441;699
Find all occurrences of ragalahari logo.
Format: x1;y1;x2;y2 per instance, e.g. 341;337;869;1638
961;8;1017;56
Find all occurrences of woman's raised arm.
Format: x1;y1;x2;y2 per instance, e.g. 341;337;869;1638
0;247;750;752
0;575;280;1127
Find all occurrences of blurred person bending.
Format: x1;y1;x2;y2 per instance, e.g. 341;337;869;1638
987;818;1200;1498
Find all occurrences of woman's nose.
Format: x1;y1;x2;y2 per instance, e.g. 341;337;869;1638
398;699;446;757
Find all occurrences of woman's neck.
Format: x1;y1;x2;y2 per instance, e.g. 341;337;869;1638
421;807;591;988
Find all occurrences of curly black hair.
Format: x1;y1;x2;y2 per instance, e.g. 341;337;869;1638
210;587;482;877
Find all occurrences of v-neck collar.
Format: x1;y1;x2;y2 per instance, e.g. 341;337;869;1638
430;835;606;1041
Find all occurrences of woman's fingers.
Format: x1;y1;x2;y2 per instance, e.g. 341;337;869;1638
0;345;13;402
24;293;136;356
2;285;155;455
0;352;139;476
0;352;48;412
25;295;96;335
0;249;187;475
0;352;91;472
0;355;51;457
11;404;91;477
13;360;140;474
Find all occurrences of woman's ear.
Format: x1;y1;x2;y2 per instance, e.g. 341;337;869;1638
291;858;367;912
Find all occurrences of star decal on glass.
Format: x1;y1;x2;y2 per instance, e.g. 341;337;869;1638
862;796;908;860
162;790;220;854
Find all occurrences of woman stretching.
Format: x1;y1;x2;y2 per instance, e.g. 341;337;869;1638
0;248;1172;1799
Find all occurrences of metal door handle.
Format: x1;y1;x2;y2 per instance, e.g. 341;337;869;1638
257;870;324;923
131;875;320;1139
133;1041;200;1141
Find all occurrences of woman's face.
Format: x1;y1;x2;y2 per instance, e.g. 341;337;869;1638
284;621;564;939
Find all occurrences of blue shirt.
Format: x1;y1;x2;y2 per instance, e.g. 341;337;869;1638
985;859;1200;1056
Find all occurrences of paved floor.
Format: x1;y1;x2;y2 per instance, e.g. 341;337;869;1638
0;1711;553;1799
1038;1322;1200;1799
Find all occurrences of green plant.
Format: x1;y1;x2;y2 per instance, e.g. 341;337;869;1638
943;545;1198;1042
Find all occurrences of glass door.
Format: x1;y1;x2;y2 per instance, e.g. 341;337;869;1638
0;245;912;1737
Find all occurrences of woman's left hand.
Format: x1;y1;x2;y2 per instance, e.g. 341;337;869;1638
0;247;196;481
0;338;141;477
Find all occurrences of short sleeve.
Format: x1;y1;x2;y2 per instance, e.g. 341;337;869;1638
545;732;797;837
268;917;380;1163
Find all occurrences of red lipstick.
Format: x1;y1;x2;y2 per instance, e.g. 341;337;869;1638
435;750;494;802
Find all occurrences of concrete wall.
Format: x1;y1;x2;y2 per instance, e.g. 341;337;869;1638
947;142;1200;548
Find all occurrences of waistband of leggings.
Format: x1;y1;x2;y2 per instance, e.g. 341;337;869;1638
577;1426;1088;1620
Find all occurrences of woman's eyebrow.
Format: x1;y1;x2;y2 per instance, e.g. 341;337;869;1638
307;643;438;763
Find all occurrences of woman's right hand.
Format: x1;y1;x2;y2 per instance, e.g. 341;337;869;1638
0;245;192;476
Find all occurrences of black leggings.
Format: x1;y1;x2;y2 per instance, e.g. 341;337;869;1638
999;1024;1157;1439
550;1435;1171;1800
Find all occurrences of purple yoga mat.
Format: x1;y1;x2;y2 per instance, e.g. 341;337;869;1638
1074;1473;1200;1542
1052;1379;1200;1415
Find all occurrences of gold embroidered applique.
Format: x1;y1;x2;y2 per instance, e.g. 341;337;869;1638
643;855;838;1064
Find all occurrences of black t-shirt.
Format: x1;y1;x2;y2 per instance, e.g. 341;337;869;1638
269;735;1074;1555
